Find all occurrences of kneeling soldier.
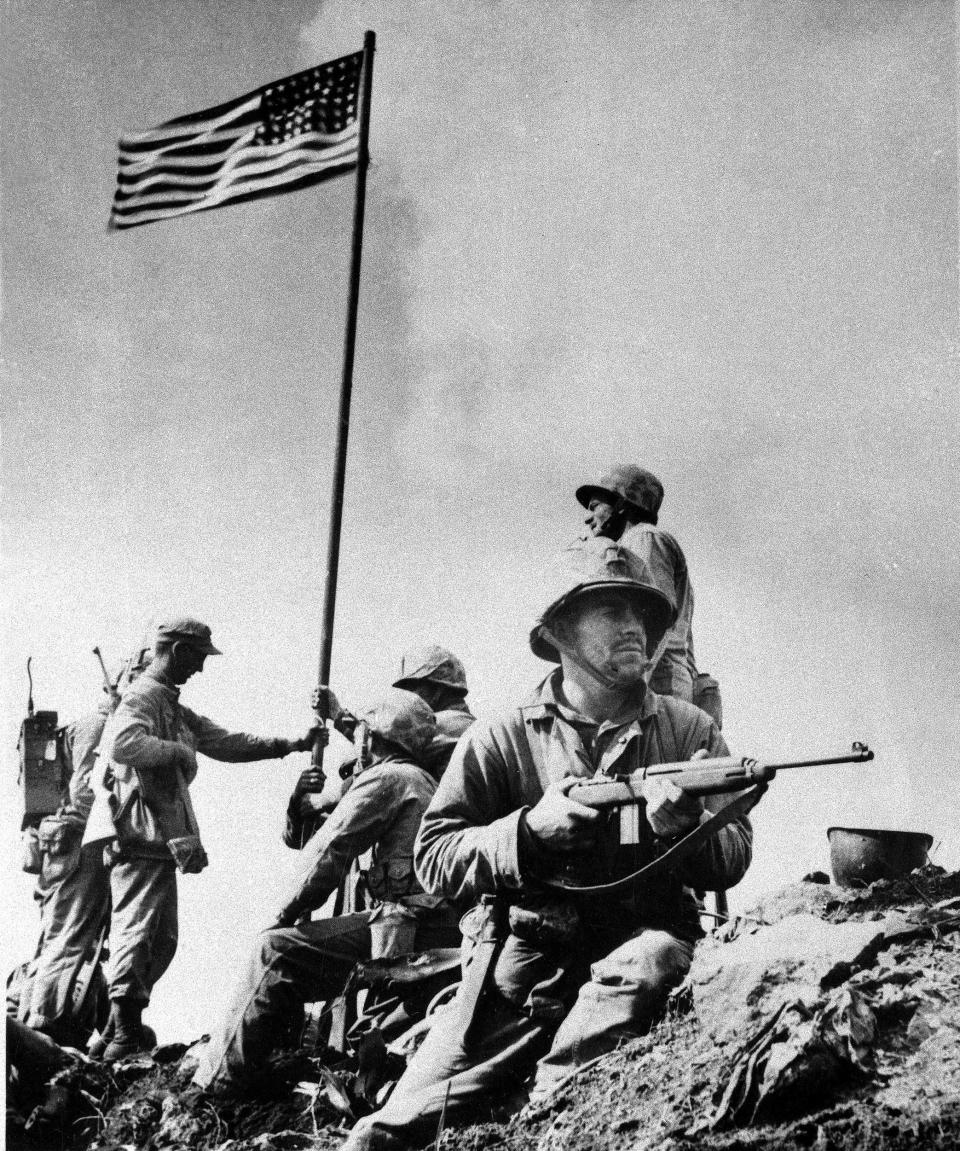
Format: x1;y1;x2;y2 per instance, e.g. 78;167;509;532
192;689;462;1096
344;537;754;1149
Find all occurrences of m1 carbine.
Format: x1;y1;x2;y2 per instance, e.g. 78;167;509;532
567;742;874;809
543;743;874;896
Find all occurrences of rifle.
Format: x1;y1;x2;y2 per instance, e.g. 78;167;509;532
92;646;121;706
567;742;874;808
545;742;874;896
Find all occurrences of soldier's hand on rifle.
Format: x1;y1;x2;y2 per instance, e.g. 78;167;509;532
642;776;704;838
525;777;600;853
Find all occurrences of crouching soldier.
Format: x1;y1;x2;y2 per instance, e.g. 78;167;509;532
343;537;755;1149
192;689;463;1096
283;645;475;850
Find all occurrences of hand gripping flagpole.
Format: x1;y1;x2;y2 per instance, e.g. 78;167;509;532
311;30;376;781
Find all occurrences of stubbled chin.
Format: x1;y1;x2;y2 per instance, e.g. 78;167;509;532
604;657;649;685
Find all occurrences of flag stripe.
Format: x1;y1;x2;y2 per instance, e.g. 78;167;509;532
113;134;360;211
118;94;263;150
109;161;359;229
109;51;364;230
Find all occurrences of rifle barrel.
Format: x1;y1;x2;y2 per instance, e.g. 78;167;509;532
766;743;873;772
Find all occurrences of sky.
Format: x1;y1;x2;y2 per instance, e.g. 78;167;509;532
2;0;957;1043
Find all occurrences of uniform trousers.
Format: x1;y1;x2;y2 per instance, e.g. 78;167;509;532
108;857;178;1003
19;842;111;1042
192;909;460;1094
343;923;694;1150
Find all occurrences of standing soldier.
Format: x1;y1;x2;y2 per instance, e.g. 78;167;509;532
16;647;151;1047
83;616;316;1060
578;465;721;724
342;538;753;1150
192;689;463;1096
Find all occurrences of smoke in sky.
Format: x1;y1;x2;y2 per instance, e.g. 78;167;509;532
2;0;956;1039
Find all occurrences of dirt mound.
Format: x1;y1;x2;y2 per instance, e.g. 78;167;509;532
10;867;960;1151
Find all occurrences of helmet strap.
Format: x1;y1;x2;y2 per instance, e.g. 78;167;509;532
539;624;630;692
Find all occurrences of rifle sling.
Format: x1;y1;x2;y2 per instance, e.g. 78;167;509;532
539;782;766;896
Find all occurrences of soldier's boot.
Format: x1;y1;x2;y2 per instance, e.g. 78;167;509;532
88;1017;114;1059
102;998;147;1060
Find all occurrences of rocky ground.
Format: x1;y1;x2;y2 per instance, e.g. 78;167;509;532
10;866;960;1151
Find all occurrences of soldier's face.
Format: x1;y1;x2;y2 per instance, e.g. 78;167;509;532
580;499;616;538
172;643;207;683
561;589;650;683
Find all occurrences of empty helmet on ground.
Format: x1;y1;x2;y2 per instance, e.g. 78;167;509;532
530;536;677;663
575;464;664;524
392;645;468;696
359;689;438;759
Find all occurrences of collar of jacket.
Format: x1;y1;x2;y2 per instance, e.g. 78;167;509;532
142;666;181;699
520;667;659;727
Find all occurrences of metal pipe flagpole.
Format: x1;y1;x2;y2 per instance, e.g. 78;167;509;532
312;28;376;778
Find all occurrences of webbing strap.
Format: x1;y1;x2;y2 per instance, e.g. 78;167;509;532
539;781;766;895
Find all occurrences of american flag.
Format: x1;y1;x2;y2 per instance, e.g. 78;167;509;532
109;51;364;230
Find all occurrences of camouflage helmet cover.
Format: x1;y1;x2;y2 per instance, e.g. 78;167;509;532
359;688;438;759
392;644;468;696
530;536;677;663
575;464;664;524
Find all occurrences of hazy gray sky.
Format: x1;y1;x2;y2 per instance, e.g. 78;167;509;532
2;0;957;1041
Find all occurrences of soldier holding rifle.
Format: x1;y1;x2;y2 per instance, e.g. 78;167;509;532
343;537;754;1150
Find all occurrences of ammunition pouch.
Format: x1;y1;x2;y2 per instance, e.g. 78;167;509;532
167;834;209;875
37;815;84;883
507;898;581;949
364;857;417;902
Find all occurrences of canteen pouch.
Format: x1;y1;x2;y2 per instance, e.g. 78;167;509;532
167;834;209;874
21;826;42;874
368;902;418;959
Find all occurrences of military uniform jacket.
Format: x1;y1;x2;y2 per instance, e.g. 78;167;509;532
414;671;752;934
83;668;288;855
279;753;447;923
621;523;697;682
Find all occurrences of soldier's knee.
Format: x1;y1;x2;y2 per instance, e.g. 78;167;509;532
590;930;693;992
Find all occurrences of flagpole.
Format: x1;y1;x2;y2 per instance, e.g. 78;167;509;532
312;29;376;774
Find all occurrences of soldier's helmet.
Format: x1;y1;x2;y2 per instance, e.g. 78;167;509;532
530;536;677;663
392;645;468;697
359;688;438;759
575;464;664;525
154;616;222;655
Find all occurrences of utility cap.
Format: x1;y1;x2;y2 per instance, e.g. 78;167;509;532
359;688;437;759
393;645;468;696
154;616;222;655
576;464;664;523
530;536;676;663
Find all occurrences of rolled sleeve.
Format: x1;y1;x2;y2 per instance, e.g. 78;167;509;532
181;707;288;762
